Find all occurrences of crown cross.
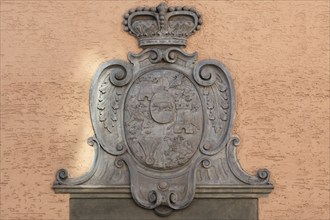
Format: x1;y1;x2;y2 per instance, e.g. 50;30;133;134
124;3;202;47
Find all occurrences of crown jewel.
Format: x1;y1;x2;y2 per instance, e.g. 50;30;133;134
124;3;202;47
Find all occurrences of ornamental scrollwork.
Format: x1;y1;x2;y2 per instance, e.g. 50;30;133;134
53;3;273;216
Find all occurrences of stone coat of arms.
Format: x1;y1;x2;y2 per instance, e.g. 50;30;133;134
53;3;273;216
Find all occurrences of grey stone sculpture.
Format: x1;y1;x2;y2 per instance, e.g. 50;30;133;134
53;3;273;218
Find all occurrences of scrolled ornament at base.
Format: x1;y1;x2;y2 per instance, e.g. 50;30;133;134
148;190;159;204
226;136;271;185
54;136;100;186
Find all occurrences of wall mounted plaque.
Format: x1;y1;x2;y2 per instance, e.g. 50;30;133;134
53;3;273;218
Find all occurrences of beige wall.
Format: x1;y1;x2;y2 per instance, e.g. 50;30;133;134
1;0;329;219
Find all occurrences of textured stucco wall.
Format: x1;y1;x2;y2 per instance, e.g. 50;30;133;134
1;1;329;219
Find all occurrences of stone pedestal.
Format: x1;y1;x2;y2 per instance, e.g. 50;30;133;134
54;185;273;220
70;198;258;220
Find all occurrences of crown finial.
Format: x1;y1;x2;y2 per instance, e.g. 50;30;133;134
124;3;202;47
157;3;168;29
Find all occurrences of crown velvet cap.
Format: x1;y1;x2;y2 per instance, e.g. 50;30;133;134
124;3;202;47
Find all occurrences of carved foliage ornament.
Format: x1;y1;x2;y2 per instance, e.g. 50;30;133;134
53;3;272;216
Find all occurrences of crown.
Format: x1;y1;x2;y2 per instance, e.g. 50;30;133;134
123;3;202;47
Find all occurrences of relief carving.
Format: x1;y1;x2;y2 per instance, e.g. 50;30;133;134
124;70;202;169
53;3;273;216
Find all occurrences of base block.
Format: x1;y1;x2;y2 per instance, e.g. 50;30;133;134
70;197;258;220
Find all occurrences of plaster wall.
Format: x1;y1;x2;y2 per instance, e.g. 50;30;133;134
1;1;329;219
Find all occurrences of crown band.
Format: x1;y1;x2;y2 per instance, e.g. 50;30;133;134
140;38;187;46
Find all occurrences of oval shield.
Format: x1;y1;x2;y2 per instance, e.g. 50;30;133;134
124;69;203;170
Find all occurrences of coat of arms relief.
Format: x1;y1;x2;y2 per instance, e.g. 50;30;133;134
53;3;273;216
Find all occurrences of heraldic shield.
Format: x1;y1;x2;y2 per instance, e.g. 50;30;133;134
53;3;273;217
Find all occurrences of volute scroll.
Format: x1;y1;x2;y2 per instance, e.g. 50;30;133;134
193;60;237;156
90;60;133;156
